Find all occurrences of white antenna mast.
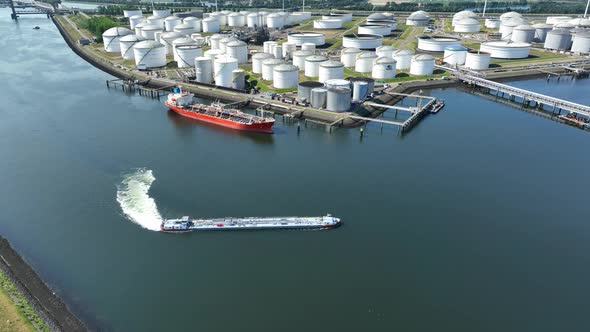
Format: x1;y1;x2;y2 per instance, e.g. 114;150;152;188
585;0;589;18
482;0;488;18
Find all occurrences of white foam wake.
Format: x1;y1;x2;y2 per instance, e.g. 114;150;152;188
116;168;162;231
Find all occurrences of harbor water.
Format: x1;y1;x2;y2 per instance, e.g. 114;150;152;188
2;10;590;332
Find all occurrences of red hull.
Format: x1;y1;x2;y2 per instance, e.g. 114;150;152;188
165;102;274;134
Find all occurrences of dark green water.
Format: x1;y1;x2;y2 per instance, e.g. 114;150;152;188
2;11;590;332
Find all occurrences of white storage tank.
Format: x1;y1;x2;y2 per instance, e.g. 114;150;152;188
355;51;378;73
301;43;315;52
325;79;351;89
554;22;575;30
267;13;285;29
544;29;572;50
165;16;181;32
252;53;274;74
160;31;185;54
102;27;133;53
533;24;553;42
214;55;238;87
342;34;383;50
232;69;245;90
326;87;352;112
352;81;369;102
393;49;414;70
485;18;501;29
340;47;362;67
140;24;163;40
191;35;206;47
172;37;197;61
376;45;396;58
318;60;344;83
175;44;202;68
225;40;248;64
410;54;435;76
247;13;264;28
292;50;314;71
500;18;527;40
372;57;396;79
129;15;145;30
154;31;163;43
204;49;224;60
358;24;391;36
464;51;491;70
546;16;572;25
298;81;324;101
311;87;327;109
282;42;297;59
480;41;531;58
133;40;166;68
500;11;522;22
134;22;146;37
273;64;299;89
119;34;143;60
288;33;326;46
123;9;142;18
452;10;478;26
209;34;223;50
321;13;352;22
571;31;590;53
367;19;398;31
153;9;170;18
209;12;227;26
174;23;194;36
569;18;590;27
227;13;246;27
147;15;165;28
406;12;430;26
443;45;467;65
183;17;201;32
195;56;214;83
263;41;277;54
304;55;329;78
262;58;285;81
454;18;480;33
313;19;342;29
202;18;220;33
347;77;375;94
219;36;238;53
417;36;462;52
368;12;395;21
511;25;535;43
273;45;283;59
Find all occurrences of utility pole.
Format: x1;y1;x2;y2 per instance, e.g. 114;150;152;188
9;0;18;20
585;0;589;18
302;0;305;12
482;0;488;18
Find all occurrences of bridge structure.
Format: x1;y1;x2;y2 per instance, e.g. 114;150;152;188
2;0;66;19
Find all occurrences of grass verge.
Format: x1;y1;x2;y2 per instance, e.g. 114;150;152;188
0;270;50;332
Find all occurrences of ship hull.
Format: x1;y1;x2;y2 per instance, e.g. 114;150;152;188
161;222;341;232
165;102;274;134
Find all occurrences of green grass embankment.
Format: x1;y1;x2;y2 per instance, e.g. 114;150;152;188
0;271;50;332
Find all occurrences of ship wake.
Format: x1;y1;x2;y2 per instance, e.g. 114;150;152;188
116;168;162;231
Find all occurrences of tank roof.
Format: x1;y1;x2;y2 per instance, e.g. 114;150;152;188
445;45;467;51
514;24;535;30
173;37;196;45
368;13;392;20
568;18;590;26
161;31;184;39
343;34;383;40
533;23;553;28
262;58;285;65
342;47;362;53
549;28;572;35
148;15;164;19
274;64;299;72
457;18;480;25
226;40;247;47
175;23;194;29
129;15;144;20
214;55;238;63
120;34;143;42
374;56;397;64
482;41;531;47
357;51;378;58
575;31;590;37
140;24;162;31
377;45;396;50
252;52;274;58
165;16;181;21
320;60;344;67
134;40;165;49
183;16;199;21
393;49;414;55
299;81;324;87
408;13;430;20
306;55;329;62
412;54;434;60
292;50;314;56
103;27;133;37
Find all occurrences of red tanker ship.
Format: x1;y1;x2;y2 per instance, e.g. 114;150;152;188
164;87;274;134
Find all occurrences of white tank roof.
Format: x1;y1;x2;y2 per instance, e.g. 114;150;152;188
458;18;480;25
141;24;162;31
569;18;590;26
482;41;531;47
103;27;133;37
175;23;194;29
342;47;361;54
412;54;434;61
129;15;144;20
500;11;522;19
393;49;414;55
274;64;299;72
374;56;396;64
134;40;165;49
320;60;344;68
514;24;535;31
226;40;246;47
161;31;184;39
120;34;142;42
165;16;181;21
408;12;430;20
184;17;199;22
173;37;196;45
306;55;329;62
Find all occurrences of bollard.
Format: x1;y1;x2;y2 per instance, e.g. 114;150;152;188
359;127;364;139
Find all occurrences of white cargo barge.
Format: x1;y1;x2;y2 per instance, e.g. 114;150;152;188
161;214;341;232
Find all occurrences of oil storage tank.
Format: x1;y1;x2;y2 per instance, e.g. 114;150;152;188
123;9;142;18
214;55;239;87
406;12;430;26
443;45;467;65
342;34;383;50
195;56;213;83
376;45;396;58
225;40;248;64
174;23;195;36
417;36;462;52
298;81;324;102
355;51;378;73
358;24;391;36
511;25;535;43
175;44;202;68
454;18;480;33
183;17;201;32
485;19;501;29
102;27;133;52
480;41;531;58
141;24;163;40
311;88;327;109
340;47;362;67
533;23;553;42
262;58;285;81
282;42;297;60
452;10;478;26
347;77;375;94
202;18;220;33
318;60;344;83
464;51;491;70
153;9;170;17
352;81;369;102
232;69;245;90
129;15;146;30
119;34;143;60
165;16;182;32
546;16;572;25
160;31;184;54
393;49;414;70
292;50;314;71
314;19;342;29
571;31;590;53
325;79;350;89
133;40;166;68
326;87;352;112
304;55;329;78
252;53;274;74
273;64;299;89
544;29;572;50
227;13;246;27
147;15;165;28
247;13;264;28
266;13;285;29
288;33;326;46
372;57;396;79
409;54;435;76
134;22;146;37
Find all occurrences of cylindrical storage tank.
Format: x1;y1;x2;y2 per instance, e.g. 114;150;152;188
464;51;491;70
417;36;462;52
147;15;164;28
154;31;163;43
393;49;414;70
102;27;133;53
500;11;522;22
123;9;142;18
263;41;277;54
119;34;143;60
273;64;299;89
352;81;369;102
452;10;478;26
191;35;206;47
480;41;531;58
342;34;383;50
209;13;227;26
261;58;285;81
141;24;163;40
219;37;237;53
325;79;351;89
133;40;166;68
318;60;344;83
313;19;342;29
406;12;430;26
225;40;248;64
500;18;527;40
301;43;315;52
368;12;395;21
195;56;213;83
569;18;590;28
571;31;590;53
213;55;238;87
282;42;297;59
340;47;362;67
165;16;181;32
183;17;201;32
204;49;224;60
511;25;535;43
443;45;467;65
129;15;145;30
288;33;326;46
485;19;501;29
367;19;398;31
355;51;378;73
172;37;197;55
410;54;435;76
267;13;285;29
232;69;245;90
358;24;391;36
347;77;375;94
134;22;146;37
160;31;184;54
326;88;352;112
304;55;329;78
533;24;553;42
247;13;263;28
174;23;195;36
252;52;274;74
546;16;572;25
554;22;575;31
227;13;246;27
454;18;480;33
376;45;396;58
209;34;223;49
372;57;396;79
175;44;202;68
298;81;324;101
544;29;572;50
153;9;170;18
202;18;220;33
273;45;283;59
292;50;314;71
311;88;327;109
